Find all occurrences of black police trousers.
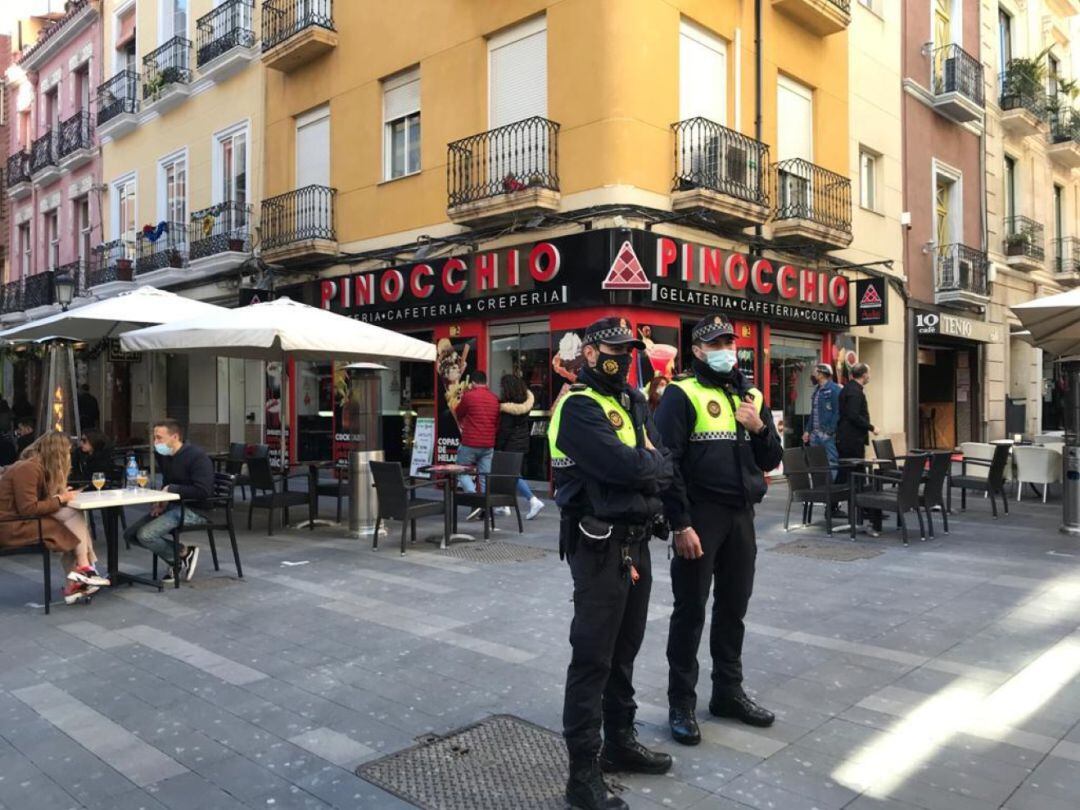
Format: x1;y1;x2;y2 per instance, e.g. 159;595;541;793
563;537;652;758
667;501;756;709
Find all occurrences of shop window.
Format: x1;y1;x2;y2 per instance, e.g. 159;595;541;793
383;67;420;180
296;360;334;462
768;333;821;449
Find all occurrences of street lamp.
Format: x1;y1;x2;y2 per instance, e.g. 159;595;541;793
54;271;75;311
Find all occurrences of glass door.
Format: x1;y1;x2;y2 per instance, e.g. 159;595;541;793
768;332;821;449
489;321;551;478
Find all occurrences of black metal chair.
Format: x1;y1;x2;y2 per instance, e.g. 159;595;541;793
0;516;50;613
226;443;267;501
311;465;349;525
783;447;847;536
949;442;1011;518
850;453;928;545
247;456;308;535
919;451;952;538
369;461;444;554
152;472;243;587
873;438;902;482
455;451;525;540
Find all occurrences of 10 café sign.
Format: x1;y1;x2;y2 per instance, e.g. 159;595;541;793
916;311;1001;343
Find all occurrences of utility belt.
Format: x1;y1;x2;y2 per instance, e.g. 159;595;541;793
559;513;669;558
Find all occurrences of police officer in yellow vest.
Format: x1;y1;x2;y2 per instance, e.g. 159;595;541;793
655;314;783;745
549;317;674;810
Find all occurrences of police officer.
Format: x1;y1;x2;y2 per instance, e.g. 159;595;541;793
549;317;674;810
656;314;783;745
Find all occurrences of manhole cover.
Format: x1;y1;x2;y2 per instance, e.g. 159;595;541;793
770;539;884;562
429;542;549;564
356;714;567;809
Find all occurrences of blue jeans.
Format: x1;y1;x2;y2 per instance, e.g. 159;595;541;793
811;433;839;482
516;477;535;501
124;505;207;565
455;445;493;493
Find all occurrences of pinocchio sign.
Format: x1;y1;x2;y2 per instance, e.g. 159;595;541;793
315;229;850;327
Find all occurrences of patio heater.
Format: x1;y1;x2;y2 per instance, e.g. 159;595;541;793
36;271;81;438
345;363;385;538
1062;360;1080;535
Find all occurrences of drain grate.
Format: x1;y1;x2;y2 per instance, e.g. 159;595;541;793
770;539;884;562
356;714;567;809
429;541;549;564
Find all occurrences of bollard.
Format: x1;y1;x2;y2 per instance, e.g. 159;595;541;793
349;450;384;538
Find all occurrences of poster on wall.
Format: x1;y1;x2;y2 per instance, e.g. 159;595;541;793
769;409;785;478
636;324;679;390
551;327;586;407
265;361;289;470
435;335;477;464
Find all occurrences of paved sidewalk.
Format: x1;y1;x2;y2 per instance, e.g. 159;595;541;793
1;482;1078;809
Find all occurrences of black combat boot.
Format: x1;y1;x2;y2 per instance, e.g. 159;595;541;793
709;686;775;727
565;755;627;810
599;725;673;774
668;706;701;746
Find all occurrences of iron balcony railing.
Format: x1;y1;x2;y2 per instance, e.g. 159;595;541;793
97;70;140;125
262;0;334;52
1050;108;1080;144
136;222;189;273
6;151;31;187
772;158;852;233
932;43;984;107
142;36;192;100
827;0;850;10
88;239;136;286
30;130;58;174
1055;237;1080;275
1004;215;1045;263
261;185;336;249
23;271;56;309
54;259;86;298
0;280;24;315
197;0;256;67
671;117;769;207
447;116;560;208
1000;65;1048;121
190;201;252;259
58;110;93;158
936;244;989;297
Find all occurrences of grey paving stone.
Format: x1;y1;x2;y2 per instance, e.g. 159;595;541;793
198;753;294;800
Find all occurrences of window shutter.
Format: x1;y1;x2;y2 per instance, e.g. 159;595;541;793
384;69;420;122
679;21;726;124
296;107;330;188
777;77;813;162
489;19;547;129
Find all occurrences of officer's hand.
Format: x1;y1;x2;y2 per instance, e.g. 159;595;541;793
802;432;810;444
674;527;704;560
736;401;765;434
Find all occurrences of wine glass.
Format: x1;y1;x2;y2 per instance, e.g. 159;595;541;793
136;470;149;489
91;472;105;492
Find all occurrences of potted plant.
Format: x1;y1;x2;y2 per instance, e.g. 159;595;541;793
1002;49;1050;114
167;250;184;268
1005;230;1030;256
227;236;245;252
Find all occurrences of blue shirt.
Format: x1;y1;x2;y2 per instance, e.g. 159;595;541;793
810;381;842;435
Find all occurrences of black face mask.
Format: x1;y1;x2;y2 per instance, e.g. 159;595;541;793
595;352;632;387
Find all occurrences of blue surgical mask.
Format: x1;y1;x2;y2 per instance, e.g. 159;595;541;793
154;442;173;457
706;349;737;374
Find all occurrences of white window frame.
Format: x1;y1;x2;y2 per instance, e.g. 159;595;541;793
929;0;963;50
158;0;188;43
383;67;421;181
18;222;32;278
488;15;548;129
859;148;880;213
931;158;963;247
75;195;92;266
212;120;251;204
157;147;189;227
111;171;138;242
45;209;60;271
295;103;331;188
113;0;137;75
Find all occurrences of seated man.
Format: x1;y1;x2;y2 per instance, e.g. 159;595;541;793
124;419;213;582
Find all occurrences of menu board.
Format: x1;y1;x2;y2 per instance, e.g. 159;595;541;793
410;417;436;478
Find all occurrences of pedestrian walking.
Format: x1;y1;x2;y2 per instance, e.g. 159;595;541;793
450;370;500;518
837;362;880;534
655;314;783;746
495;374;545;520
548;317;674;810
803;362;842;482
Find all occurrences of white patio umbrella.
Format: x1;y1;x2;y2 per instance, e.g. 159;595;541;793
1012;287;1080;358
119;297;435;465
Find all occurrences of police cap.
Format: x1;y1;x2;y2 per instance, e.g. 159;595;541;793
582;317;645;350
691;314;735;343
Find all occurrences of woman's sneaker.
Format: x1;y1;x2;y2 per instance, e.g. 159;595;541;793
63;581;99;605
68;566;110;588
526;497;545;520
494;506;512;517
466;508;485;521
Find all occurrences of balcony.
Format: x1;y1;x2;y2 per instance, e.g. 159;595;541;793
196;0;257;82
935;243;990;309
260;185;337;262
97;71;140;140
88;240;136;290
0;280;25;317
670;118;769;229
23;271;57;312
17;0;99;73
142;37;192;115
189;201;252;277
999;66;1049;138
262;0;337;72
771;0;850;37
136;222;189;278
29;131;60;185
1004;215;1045;272
6;151;32;199
447;117;561;226
770;159;852;251
931;44;984;124
1054;237;1080;286
1048;109;1080;169
57;110;95;172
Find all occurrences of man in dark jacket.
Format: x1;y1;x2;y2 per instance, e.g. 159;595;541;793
124;419;213;583
77;384;100;430
836;363;879;534
656;314;783;746
549;317;674;810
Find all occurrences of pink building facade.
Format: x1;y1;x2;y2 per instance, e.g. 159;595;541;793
4;0;102;317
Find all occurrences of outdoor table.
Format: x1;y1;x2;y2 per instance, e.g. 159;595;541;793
418;463;478;549
69;488;179;591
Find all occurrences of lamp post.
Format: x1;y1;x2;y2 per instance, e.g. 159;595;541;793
54;271;75;311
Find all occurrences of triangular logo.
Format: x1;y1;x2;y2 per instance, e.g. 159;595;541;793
247;293;261;305
859;284;882;307
602;241;651;290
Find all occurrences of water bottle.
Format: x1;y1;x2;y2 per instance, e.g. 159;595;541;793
126;454;138;490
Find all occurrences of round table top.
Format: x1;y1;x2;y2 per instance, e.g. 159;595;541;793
419;464;477;475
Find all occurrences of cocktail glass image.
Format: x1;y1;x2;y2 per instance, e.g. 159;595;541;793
645;344;678;377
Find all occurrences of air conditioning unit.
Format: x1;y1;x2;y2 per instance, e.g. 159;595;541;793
957;258;974;288
780;172;811;215
725;144;748;188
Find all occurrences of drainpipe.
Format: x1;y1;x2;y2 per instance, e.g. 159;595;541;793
754;0;763;248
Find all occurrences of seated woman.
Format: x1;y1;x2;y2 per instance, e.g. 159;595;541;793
0;432;110;605
74;430;117;484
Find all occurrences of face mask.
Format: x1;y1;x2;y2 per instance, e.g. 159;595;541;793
705;349;737;374
154;442;173;457
596;352;632;384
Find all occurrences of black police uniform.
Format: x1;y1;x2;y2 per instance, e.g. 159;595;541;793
550;318;673;810
655;315;783;743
